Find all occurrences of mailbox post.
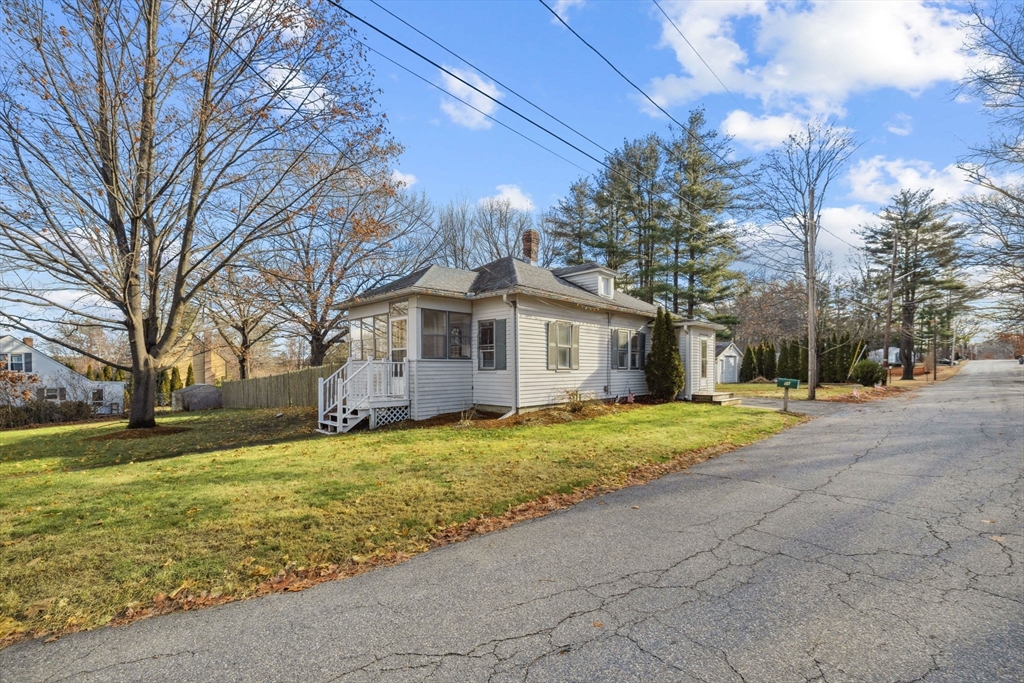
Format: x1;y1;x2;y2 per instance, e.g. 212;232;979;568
777;378;800;412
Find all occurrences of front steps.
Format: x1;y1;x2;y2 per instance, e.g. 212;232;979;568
316;405;369;435
692;392;742;407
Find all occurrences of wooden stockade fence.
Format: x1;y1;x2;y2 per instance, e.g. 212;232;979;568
221;364;343;409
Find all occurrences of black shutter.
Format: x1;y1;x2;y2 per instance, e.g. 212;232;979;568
639;332;647;369
610;329;617;369
23;352;32;373
58;387;67;401
36;387;45;401
495;320;507;371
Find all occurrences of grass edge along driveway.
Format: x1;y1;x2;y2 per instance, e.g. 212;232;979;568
0;402;800;647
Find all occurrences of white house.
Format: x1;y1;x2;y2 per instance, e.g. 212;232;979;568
316;231;721;434
868;346;901;365
715;342;742;384
0;335;125;414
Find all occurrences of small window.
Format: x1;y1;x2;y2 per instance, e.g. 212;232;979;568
599;276;613;297
92;389;104;405
45;388;59;401
479;320;495;370
701;340;709;379
613;329;645;370
630;333;642;369
9;354;23;372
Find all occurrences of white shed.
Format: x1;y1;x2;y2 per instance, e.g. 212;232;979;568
715;342;742;383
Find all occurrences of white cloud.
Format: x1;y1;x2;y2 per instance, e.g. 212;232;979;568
649;1;972;116
439;66;502;130
479;184;535;212
885;113;914;136
721;110;805;150
818;205;871;253
550;0;585;22
847;156;976;203
390;170;417;188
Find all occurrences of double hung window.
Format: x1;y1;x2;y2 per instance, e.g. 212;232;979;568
547;321;578;370
612;330;645;369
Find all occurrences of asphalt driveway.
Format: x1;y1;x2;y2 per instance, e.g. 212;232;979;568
2;360;1021;682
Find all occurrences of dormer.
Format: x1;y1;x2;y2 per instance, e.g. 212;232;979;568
553;264;619;299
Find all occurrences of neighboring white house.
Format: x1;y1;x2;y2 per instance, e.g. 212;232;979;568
316;231;720;434
715;342;742;384
868;346;901;365
0;335;125;414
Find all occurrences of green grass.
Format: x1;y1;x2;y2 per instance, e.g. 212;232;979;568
725;382;867;401
0;403;798;642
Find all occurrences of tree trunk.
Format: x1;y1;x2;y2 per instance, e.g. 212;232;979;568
900;304;916;380
127;359;158;429
309;332;327;367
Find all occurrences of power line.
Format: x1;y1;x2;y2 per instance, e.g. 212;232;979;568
367;0;614;161
542;0;863;253
651;0;744;109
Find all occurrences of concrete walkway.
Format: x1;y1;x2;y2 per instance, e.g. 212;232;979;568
3;360;1022;682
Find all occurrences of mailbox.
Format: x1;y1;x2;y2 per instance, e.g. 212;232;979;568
777;378;800;389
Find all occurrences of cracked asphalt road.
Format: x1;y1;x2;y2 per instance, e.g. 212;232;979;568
2;360;1022;683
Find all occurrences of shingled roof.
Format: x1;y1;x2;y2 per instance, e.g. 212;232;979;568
341;257;659;316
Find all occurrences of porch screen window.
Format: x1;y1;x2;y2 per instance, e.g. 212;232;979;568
701;340;709;379
448;313;470;359
373;315;388;360
421;310;447;359
348;320;365;361
546;321;578;370
421;310;470;360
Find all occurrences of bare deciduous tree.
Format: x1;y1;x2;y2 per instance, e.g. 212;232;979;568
753;122;858;397
0;0;393;427
265;185;434;366
205;267;279;380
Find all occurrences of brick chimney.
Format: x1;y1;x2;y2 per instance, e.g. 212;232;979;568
22;337;33;348
522;229;540;266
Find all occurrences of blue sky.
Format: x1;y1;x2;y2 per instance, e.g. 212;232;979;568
349;0;989;266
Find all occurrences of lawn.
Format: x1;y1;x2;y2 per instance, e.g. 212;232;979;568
0;403;799;645
725;382;868;401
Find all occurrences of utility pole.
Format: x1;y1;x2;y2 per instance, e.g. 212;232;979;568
932;318;938;383
806;187;817;400
882;230;898;385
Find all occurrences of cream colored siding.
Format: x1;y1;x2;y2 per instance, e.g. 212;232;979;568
678;327;717;398
409;359;472;420
559;271;602;296
516;297;651;408
471;297;513;409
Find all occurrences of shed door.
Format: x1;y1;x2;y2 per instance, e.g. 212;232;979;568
723;356;738;383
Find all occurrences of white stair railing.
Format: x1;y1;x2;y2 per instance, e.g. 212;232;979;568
318;359;409;433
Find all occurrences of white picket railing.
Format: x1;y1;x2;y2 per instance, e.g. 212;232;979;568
318;360;407;430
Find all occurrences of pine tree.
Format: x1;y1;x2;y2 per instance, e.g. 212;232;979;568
764;342;777;380
778;341;790;379
740;344;756;383
101;365;113;381
546;178;597;266
158;370;171;400
170;366;183;392
659;108;746;317
186;363;195;386
114;368;126;382
859;189;966;380
645;308;685;400
85;364;94;380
